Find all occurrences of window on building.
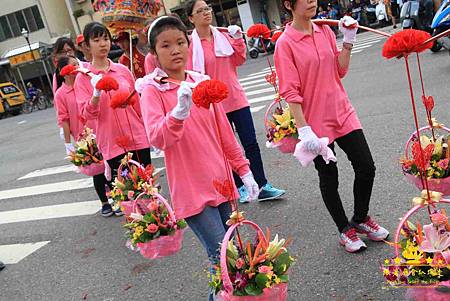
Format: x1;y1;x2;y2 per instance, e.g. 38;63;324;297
0;5;45;42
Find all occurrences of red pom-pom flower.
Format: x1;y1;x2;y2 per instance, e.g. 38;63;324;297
60;65;78;77
96;76;119;91
192;80;228;109
271;31;283;43
110;90;137;109
382;29;433;59
247;24;271;39
115;135;131;149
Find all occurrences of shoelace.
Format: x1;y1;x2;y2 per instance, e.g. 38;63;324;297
364;217;380;231
345;228;359;242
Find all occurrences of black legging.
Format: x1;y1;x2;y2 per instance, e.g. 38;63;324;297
106;148;152;181
313;129;376;232
93;173;109;204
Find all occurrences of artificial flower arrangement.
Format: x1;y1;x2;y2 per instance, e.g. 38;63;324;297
109;153;157;212
400;121;450;195
265;105;298;152
210;214;294;300
123;190;187;259
67;127;103;167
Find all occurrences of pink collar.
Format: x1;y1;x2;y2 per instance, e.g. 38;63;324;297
284;22;322;42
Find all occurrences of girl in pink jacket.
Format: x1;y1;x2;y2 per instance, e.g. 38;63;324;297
186;0;285;203
74;22;151;181
137;16;258;300
54;55;113;217
274;0;389;253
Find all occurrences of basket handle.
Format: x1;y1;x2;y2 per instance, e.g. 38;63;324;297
264;100;281;132
132;191;178;224
394;198;450;257
219;220;266;293
117;158;145;182
404;125;450;160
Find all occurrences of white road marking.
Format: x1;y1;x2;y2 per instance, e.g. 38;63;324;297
18;164;78;180
245;87;275;96
151;150;164;159
0;178;94;200
0;241;50;264
250;105;266;113
243;82;271;91
239;73;270;82
248;94;276;105
0;201;101;225
240;77;268;87
17;120;27;125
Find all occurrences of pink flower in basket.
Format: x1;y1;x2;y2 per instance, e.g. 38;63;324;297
235;258;245;269
148;201;159;211
127;190;134;199
437;158;449;170
258;265;273;275
147;223;159;234
419;224;450;253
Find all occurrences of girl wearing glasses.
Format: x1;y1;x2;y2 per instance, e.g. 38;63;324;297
186;0;285;203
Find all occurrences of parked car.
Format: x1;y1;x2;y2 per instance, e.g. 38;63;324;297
0;82;25;118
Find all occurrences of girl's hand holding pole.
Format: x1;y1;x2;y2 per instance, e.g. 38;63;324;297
227;25;243;39
339;16;358;44
90;74;103;98
171;81;195;120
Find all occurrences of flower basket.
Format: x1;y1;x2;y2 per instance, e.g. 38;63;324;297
402;125;450;196
124;191;187;260
264;100;298;154
382;197;450;288
78;161;105;177
215;220;291;300
67;127;103;168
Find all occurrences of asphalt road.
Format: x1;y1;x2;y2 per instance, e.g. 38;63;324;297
0;29;449;301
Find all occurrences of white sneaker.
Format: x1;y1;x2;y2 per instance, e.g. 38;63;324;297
351;216;389;241
339;228;367;253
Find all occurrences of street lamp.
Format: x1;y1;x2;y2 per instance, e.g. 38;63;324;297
21;28;36;62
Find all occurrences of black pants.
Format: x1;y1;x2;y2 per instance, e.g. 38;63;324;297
93;173;109;204
106;148;152;181
313;130;376;232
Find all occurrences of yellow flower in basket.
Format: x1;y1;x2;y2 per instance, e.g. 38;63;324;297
273;109;293;129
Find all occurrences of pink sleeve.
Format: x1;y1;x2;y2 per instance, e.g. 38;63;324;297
74;73;99;120
54;91;69;127
227;34;246;67
140;85;186;150
274;40;304;104
52;73;58;95
324;25;348;78
213;103;250;176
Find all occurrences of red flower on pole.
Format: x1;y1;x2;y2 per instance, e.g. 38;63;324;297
382;29;433;59
60;65;78;76
110;90;137;109
247;24;271;39
115;135;131;149
270;31;282;43
96;76;119;91
192;80;228;109
422;95;434;112
265;71;277;86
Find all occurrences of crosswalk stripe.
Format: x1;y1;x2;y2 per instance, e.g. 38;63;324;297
250;105;266;113
0;241;50;264
248;94;276;105
240;77;267;87
243;69;274;78
239;73;269;82
246;87;275;96
243;82;271;91
2;167;166;200
0;201;100;225
18;164;78;180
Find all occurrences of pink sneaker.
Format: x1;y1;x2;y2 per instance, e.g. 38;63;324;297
351;216;389;241
339;228;367;253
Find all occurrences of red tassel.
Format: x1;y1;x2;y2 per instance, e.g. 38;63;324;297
110;90;137;109
192;80;228;109
382;29;433;59
60;65;77;76
96;76;119;91
115;135;131;149
270;31;282;43
247;24;271;39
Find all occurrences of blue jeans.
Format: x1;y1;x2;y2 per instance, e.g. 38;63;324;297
185;202;232;301
227;106;268;188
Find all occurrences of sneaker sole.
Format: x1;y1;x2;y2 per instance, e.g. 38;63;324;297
339;240;367;253
355;229;389;242
114;212;124;217
257;191;286;202
102;212;114;217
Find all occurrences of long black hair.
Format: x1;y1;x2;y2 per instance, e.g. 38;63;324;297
55;55;76;89
283;0;298;16
148;16;190;53
83;22;112;46
185;0;206;16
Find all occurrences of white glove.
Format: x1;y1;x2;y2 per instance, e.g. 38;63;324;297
241;172;259;202
339;16;358;44
297;126;322;155
90;74;102;97
59;127;65;141
227;25;243;39
65;143;75;155
171;81;194;120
